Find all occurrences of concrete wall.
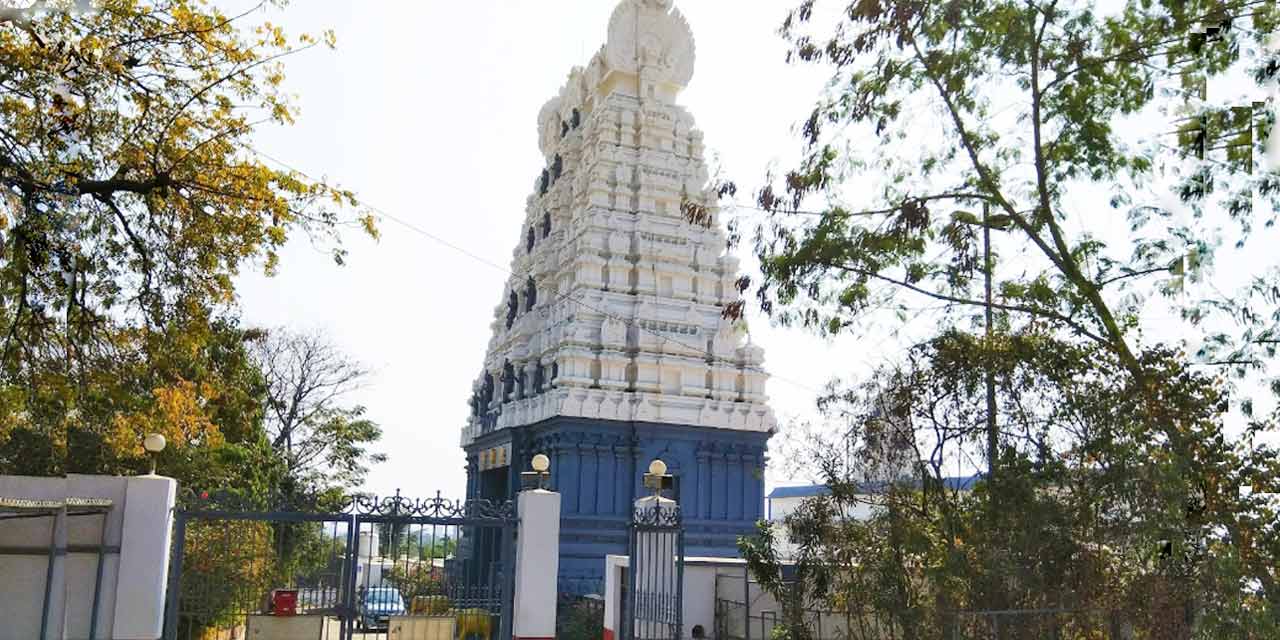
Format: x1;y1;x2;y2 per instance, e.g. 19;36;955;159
0;474;176;640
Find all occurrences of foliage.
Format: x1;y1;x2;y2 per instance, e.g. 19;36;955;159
179;518;275;635
0;0;375;475
558;598;606;640
746;332;1280;639
385;562;446;601
721;1;1280;638
0;314;282;490
690;0;1278;383
252;328;386;494
0;5;385;636
179;519;344;639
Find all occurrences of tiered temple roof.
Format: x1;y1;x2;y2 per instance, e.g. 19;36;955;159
463;0;775;447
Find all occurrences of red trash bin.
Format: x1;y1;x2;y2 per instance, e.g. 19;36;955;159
269;589;299;616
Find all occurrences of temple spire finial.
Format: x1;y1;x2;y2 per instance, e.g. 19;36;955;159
604;0;696;91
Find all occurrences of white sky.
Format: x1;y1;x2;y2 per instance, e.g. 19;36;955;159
230;1;1278;500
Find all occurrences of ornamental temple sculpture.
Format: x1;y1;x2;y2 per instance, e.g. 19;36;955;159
462;0;776;582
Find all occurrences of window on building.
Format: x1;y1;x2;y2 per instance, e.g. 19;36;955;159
571;108;581;129
534;362;545;394
526;227;535;253
551;154;563;180
525;278;537;311
542;211;552;238
539;170;549;195
561;120;570;138
506;291;518;329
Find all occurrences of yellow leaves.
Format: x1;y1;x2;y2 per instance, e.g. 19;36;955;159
107;380;225;457
257;21;287;49
1;0;368;426
359;213;380;241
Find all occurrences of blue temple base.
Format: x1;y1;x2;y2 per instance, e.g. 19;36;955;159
464;417;770;582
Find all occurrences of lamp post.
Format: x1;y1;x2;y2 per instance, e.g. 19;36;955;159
143;433;166;475
521;453;551;490
642;459;672;498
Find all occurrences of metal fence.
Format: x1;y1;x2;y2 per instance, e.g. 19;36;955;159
164;489;517;640
715;597;863;640
715;584;1181;640
0;497;115;640
624;504;684;640
951;608;1188;640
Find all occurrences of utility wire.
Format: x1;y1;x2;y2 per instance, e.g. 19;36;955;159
251;148;828;395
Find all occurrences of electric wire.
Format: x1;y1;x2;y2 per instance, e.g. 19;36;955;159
251;149;828;395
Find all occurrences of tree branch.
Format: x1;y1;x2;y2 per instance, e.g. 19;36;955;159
1097;266;1173;288
820;259;1110;346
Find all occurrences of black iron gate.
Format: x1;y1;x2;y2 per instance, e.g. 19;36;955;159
623;503;684;640
164;489;517;640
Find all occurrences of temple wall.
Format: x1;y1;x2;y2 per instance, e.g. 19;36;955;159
465;417;767;580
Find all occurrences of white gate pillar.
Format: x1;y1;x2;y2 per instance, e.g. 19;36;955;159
512;488;561;640
112;475;177;640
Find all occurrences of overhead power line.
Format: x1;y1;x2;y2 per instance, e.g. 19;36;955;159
250;148;827;395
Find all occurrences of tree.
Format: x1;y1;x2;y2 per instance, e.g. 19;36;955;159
252;328;385;494
746;331;1280;638
0;313;283;491
688;0;1277;384
711;1;1280;637
0;0;375;473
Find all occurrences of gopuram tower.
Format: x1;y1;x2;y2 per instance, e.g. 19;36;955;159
462;0;775;581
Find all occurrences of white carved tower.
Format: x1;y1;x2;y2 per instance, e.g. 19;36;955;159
463;0;775;579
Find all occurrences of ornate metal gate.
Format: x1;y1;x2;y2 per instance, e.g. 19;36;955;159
164;489;516;640
624;503;684;640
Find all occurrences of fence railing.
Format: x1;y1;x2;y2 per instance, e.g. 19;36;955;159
716;598;864;640
716;593;1185;640
950;607;1189;640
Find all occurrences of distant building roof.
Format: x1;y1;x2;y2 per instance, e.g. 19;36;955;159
767;474;982;500
767;485;832;499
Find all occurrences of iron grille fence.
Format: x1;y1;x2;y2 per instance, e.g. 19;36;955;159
950;608;1190;640
164;489;516;640
715;585;1186;640
715;598;869;640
